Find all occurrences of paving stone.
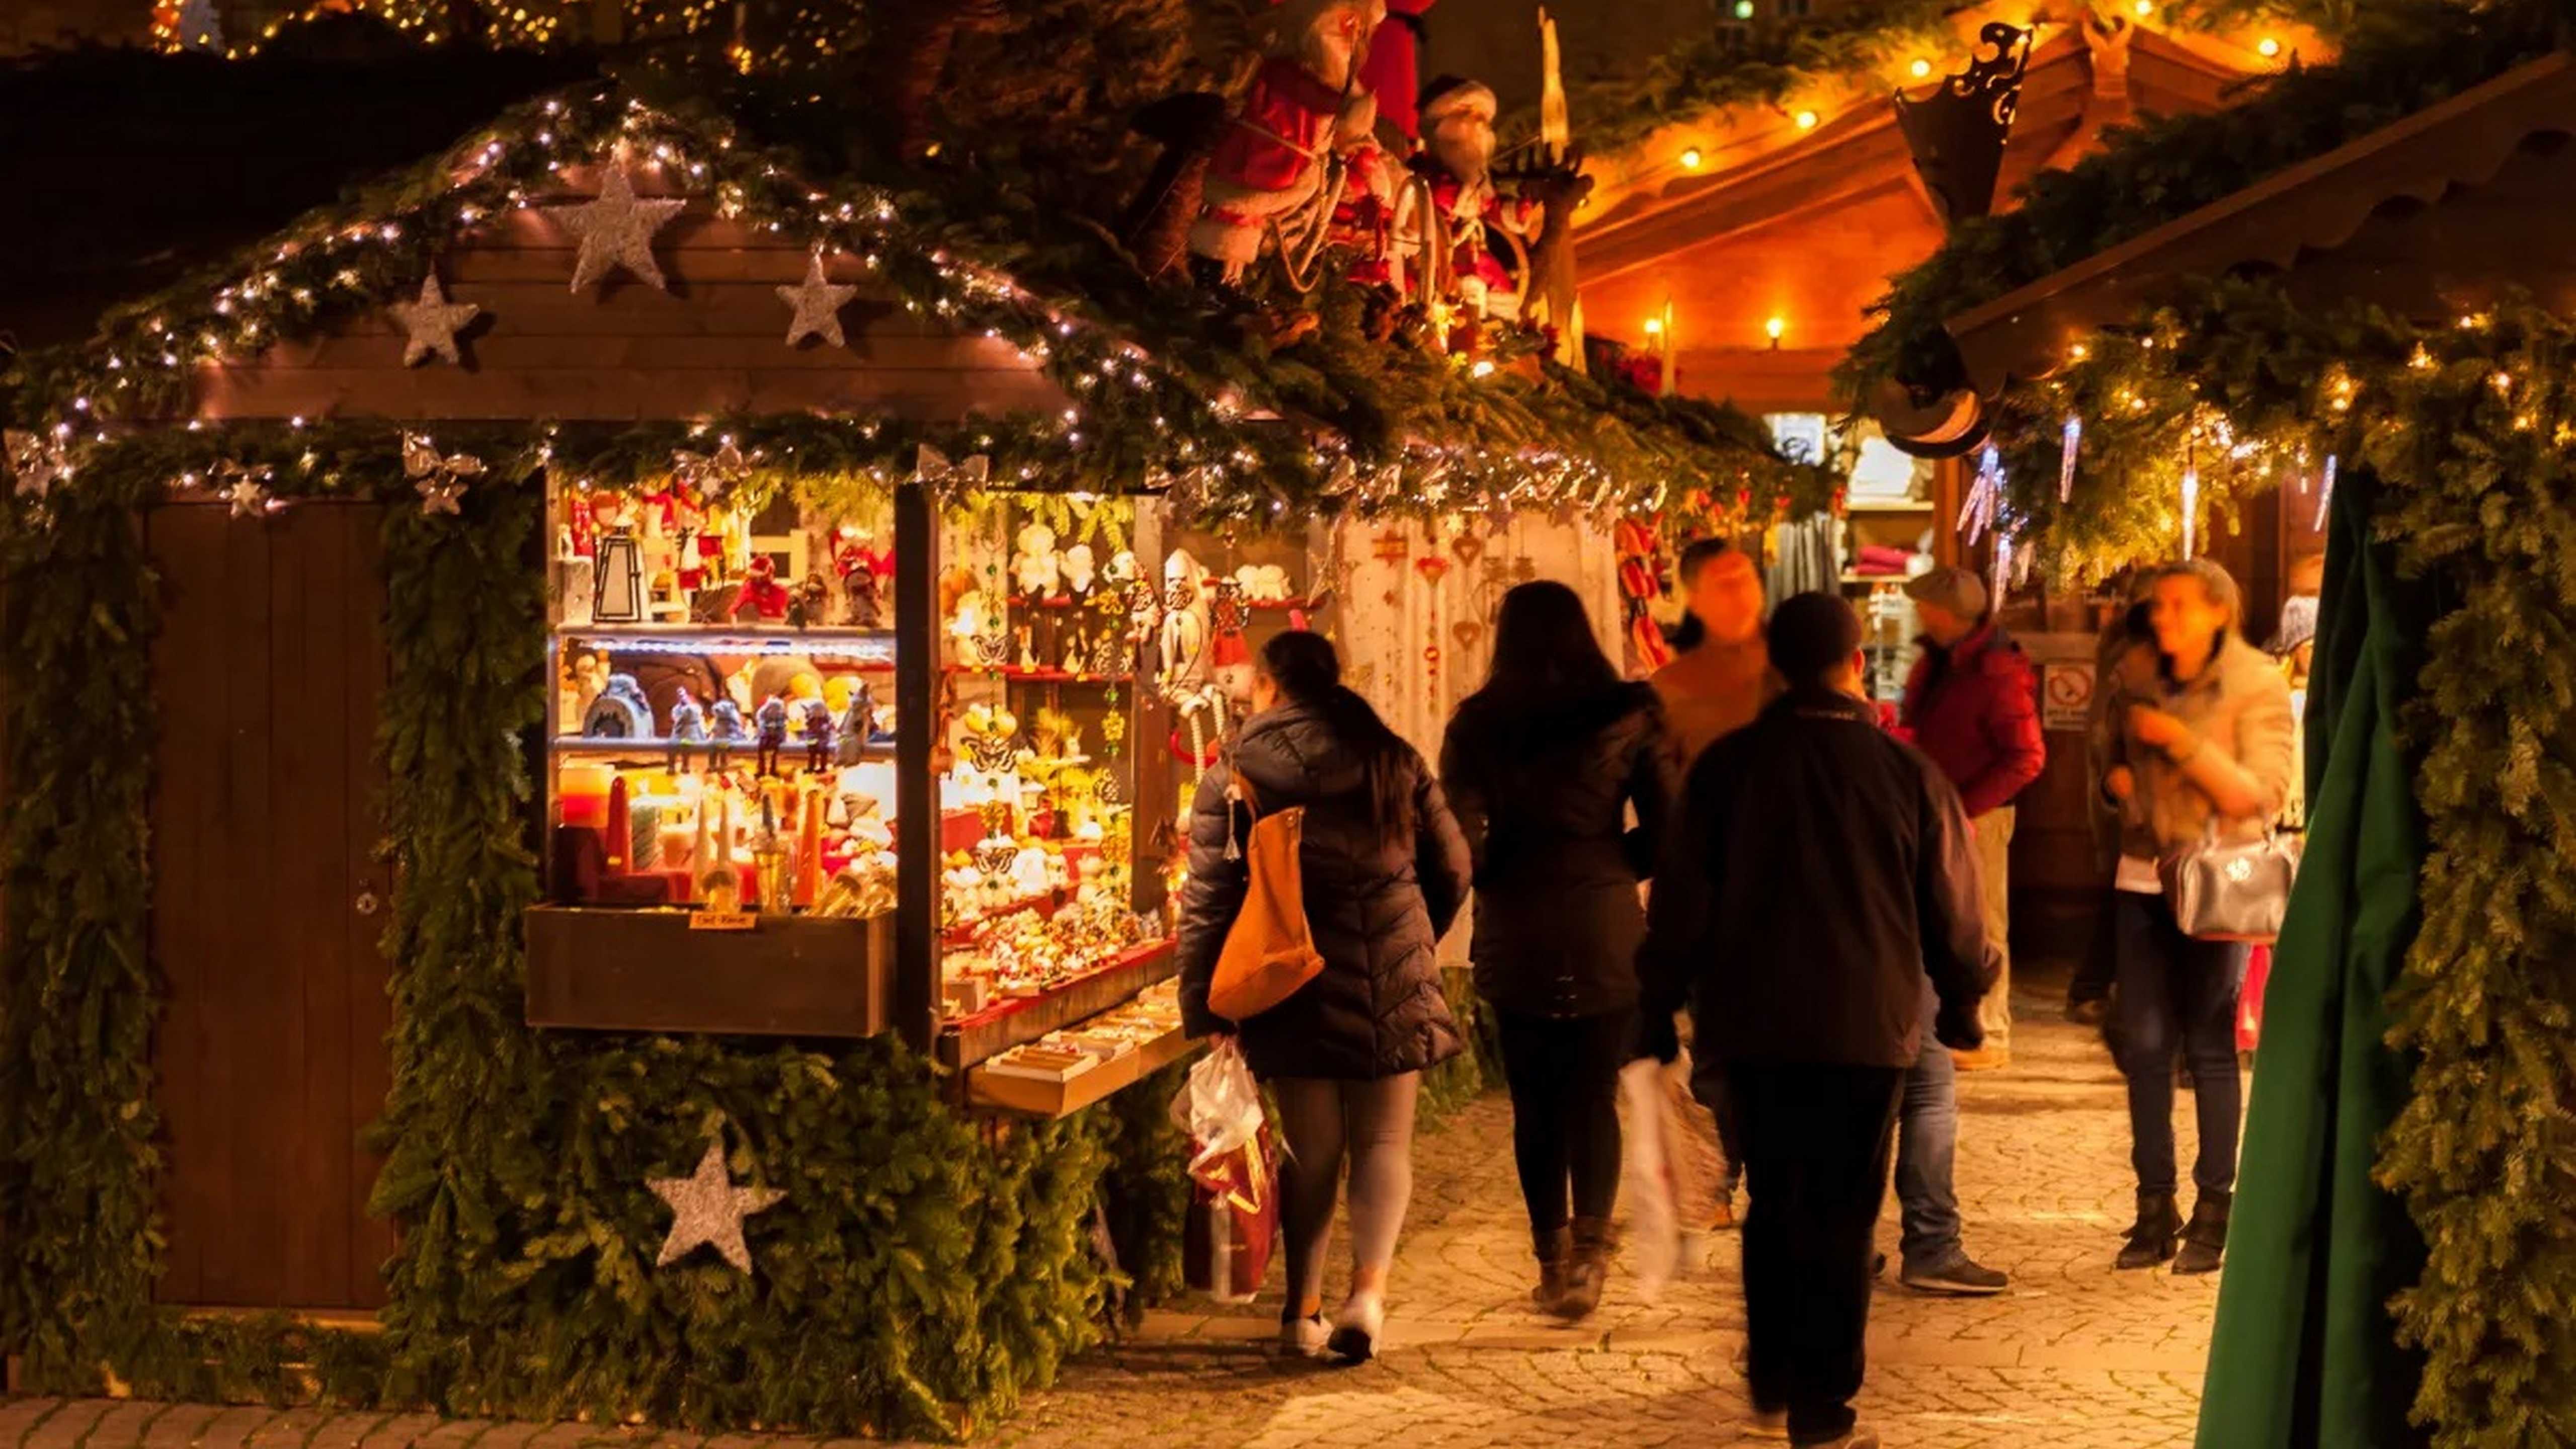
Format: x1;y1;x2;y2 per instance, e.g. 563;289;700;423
75;1402;171;1449
22;1401;111;1449
186;1408;279;1449
0;1401;65;1449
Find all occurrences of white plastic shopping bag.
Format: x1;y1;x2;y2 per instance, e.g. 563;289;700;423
1171;1038;1276;1302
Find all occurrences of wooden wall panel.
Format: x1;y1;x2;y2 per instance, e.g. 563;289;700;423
187;196;1068;424
150;500;392;1310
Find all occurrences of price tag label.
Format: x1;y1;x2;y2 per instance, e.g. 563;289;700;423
688;911;757;932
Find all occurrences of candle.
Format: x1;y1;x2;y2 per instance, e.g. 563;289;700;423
603;775;630;872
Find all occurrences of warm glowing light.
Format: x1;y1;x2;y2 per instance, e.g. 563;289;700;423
2132;0;2153;15
1681;147;1705;170
2257;36;2281;57
1642;317;1664;337
1470;359;1497;378
1910;58;1934;78
2069;342;2090;361
1764;316;1787;342
1794;110;1820;130
1733;0;1755;17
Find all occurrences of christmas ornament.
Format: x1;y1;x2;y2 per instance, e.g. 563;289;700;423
1451;618;1485;650
1371;531;1412;566
549;166;687;295
2315;453;2338;531
2058;414;2082;503
673;440;750;500
776;252;858;349
2180;457;2201;560
403;434;485;516
1958;444;2002;546
214;461;275;519
5;429;71;502
913;444;990;500
647;1138;783;1274
390;274;479;367
1413;556;1450;588
1449;533;1484;568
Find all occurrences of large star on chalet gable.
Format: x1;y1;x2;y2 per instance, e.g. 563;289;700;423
549;166;687;295
647;1139;783;1274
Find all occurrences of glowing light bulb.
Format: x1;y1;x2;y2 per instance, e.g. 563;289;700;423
1910;58;1933;78
1681;147;1705;170
1764;316;1787;343
1733;0;1754;17
2257;36;2281;57
2132;0;2153;15
1795;110;1820;130
1642;317;1664;337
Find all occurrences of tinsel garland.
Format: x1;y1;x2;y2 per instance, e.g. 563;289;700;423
1964;274;2576;1446
0;444;1178;1439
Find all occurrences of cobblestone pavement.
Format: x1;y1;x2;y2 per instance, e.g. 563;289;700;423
2;973;2227;1449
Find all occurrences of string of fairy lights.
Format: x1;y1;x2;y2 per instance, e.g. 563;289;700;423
7;81;1778;529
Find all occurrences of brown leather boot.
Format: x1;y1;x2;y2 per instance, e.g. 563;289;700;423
2172;1190;2232;1275
1531;1224;1571;1312
1555;1217;1612;1320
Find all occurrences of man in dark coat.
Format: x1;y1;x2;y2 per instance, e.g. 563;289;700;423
1641;593;1994;1449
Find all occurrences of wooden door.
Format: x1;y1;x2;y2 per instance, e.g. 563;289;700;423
148;499;395;1310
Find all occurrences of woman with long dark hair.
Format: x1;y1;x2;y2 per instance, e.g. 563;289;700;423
2097;558;2293;1275
1176;629;1472;1362
1441;582;1677;1318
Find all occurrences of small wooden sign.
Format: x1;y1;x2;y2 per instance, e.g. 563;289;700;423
688;911;758;932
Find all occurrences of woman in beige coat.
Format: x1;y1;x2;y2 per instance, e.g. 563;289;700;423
2096;558;2294;1276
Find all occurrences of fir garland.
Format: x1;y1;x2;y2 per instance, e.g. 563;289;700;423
1953;275;2576;1446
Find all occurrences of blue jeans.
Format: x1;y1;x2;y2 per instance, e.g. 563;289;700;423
2113;892;2246;1196
1894;991;1962;1272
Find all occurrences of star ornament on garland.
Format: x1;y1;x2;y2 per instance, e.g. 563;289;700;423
404;434;486;516
390;275;479;367
213;461;277;519
549;166;687;295
5;429;72;502
648;1140;784;1274
777;253;858;349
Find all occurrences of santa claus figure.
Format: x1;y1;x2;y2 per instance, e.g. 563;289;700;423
1191;0;1388;278
1412;74;1532;320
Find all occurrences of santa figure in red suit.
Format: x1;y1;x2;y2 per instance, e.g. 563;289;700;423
1191;0;1388;279
1412;73;1533;320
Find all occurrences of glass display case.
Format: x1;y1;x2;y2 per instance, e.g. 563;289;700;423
524;475;903;1038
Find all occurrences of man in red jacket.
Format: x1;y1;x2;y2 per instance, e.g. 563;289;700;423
1900;568;2046;1070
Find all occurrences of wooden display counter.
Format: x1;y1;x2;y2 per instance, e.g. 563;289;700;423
525;906;893;1037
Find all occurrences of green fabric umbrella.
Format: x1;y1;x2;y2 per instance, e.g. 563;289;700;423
2196;466;2430;1447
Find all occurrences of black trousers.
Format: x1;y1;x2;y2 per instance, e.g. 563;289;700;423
1495;1008;1633;1240
1733;1060;1905;1444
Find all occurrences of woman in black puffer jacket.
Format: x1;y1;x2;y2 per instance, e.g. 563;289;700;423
1440;581;1677;1319
1176;630;1471;1365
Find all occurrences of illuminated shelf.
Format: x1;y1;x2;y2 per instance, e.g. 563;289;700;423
941;665;1135;684
1846;498;1936;514
559;624;899;663
551;735;892;756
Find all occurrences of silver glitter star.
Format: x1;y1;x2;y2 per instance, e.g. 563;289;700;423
776;252;859;349
549;166;687;294
223;476;273;519
648;1140;783;1274
390;274;479;367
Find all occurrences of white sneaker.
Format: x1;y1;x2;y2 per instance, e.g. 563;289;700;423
1324;1292;1385;1363
1277;1313;1328;1357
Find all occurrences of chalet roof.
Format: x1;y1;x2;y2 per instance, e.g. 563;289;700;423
1574;13;2287;276
1943;50;2576;395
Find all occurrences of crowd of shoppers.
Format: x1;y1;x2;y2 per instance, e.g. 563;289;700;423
1175;544;2285;1448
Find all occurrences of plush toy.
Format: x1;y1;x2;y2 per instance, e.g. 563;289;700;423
1062;543;1098;597
836;680;878;766
1233;562;1294;604
832;533;889;628
1190;0;1388;278
731;554;792;622
706;698;745;770
667;690;707;772
1012;522;1061;599
584;673;652;739
798;696;837;772
754;695;790;776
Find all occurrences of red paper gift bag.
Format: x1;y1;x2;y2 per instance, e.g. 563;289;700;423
1183;1121;1278;1302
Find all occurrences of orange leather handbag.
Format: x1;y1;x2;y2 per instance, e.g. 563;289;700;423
1205;774;1325;1022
